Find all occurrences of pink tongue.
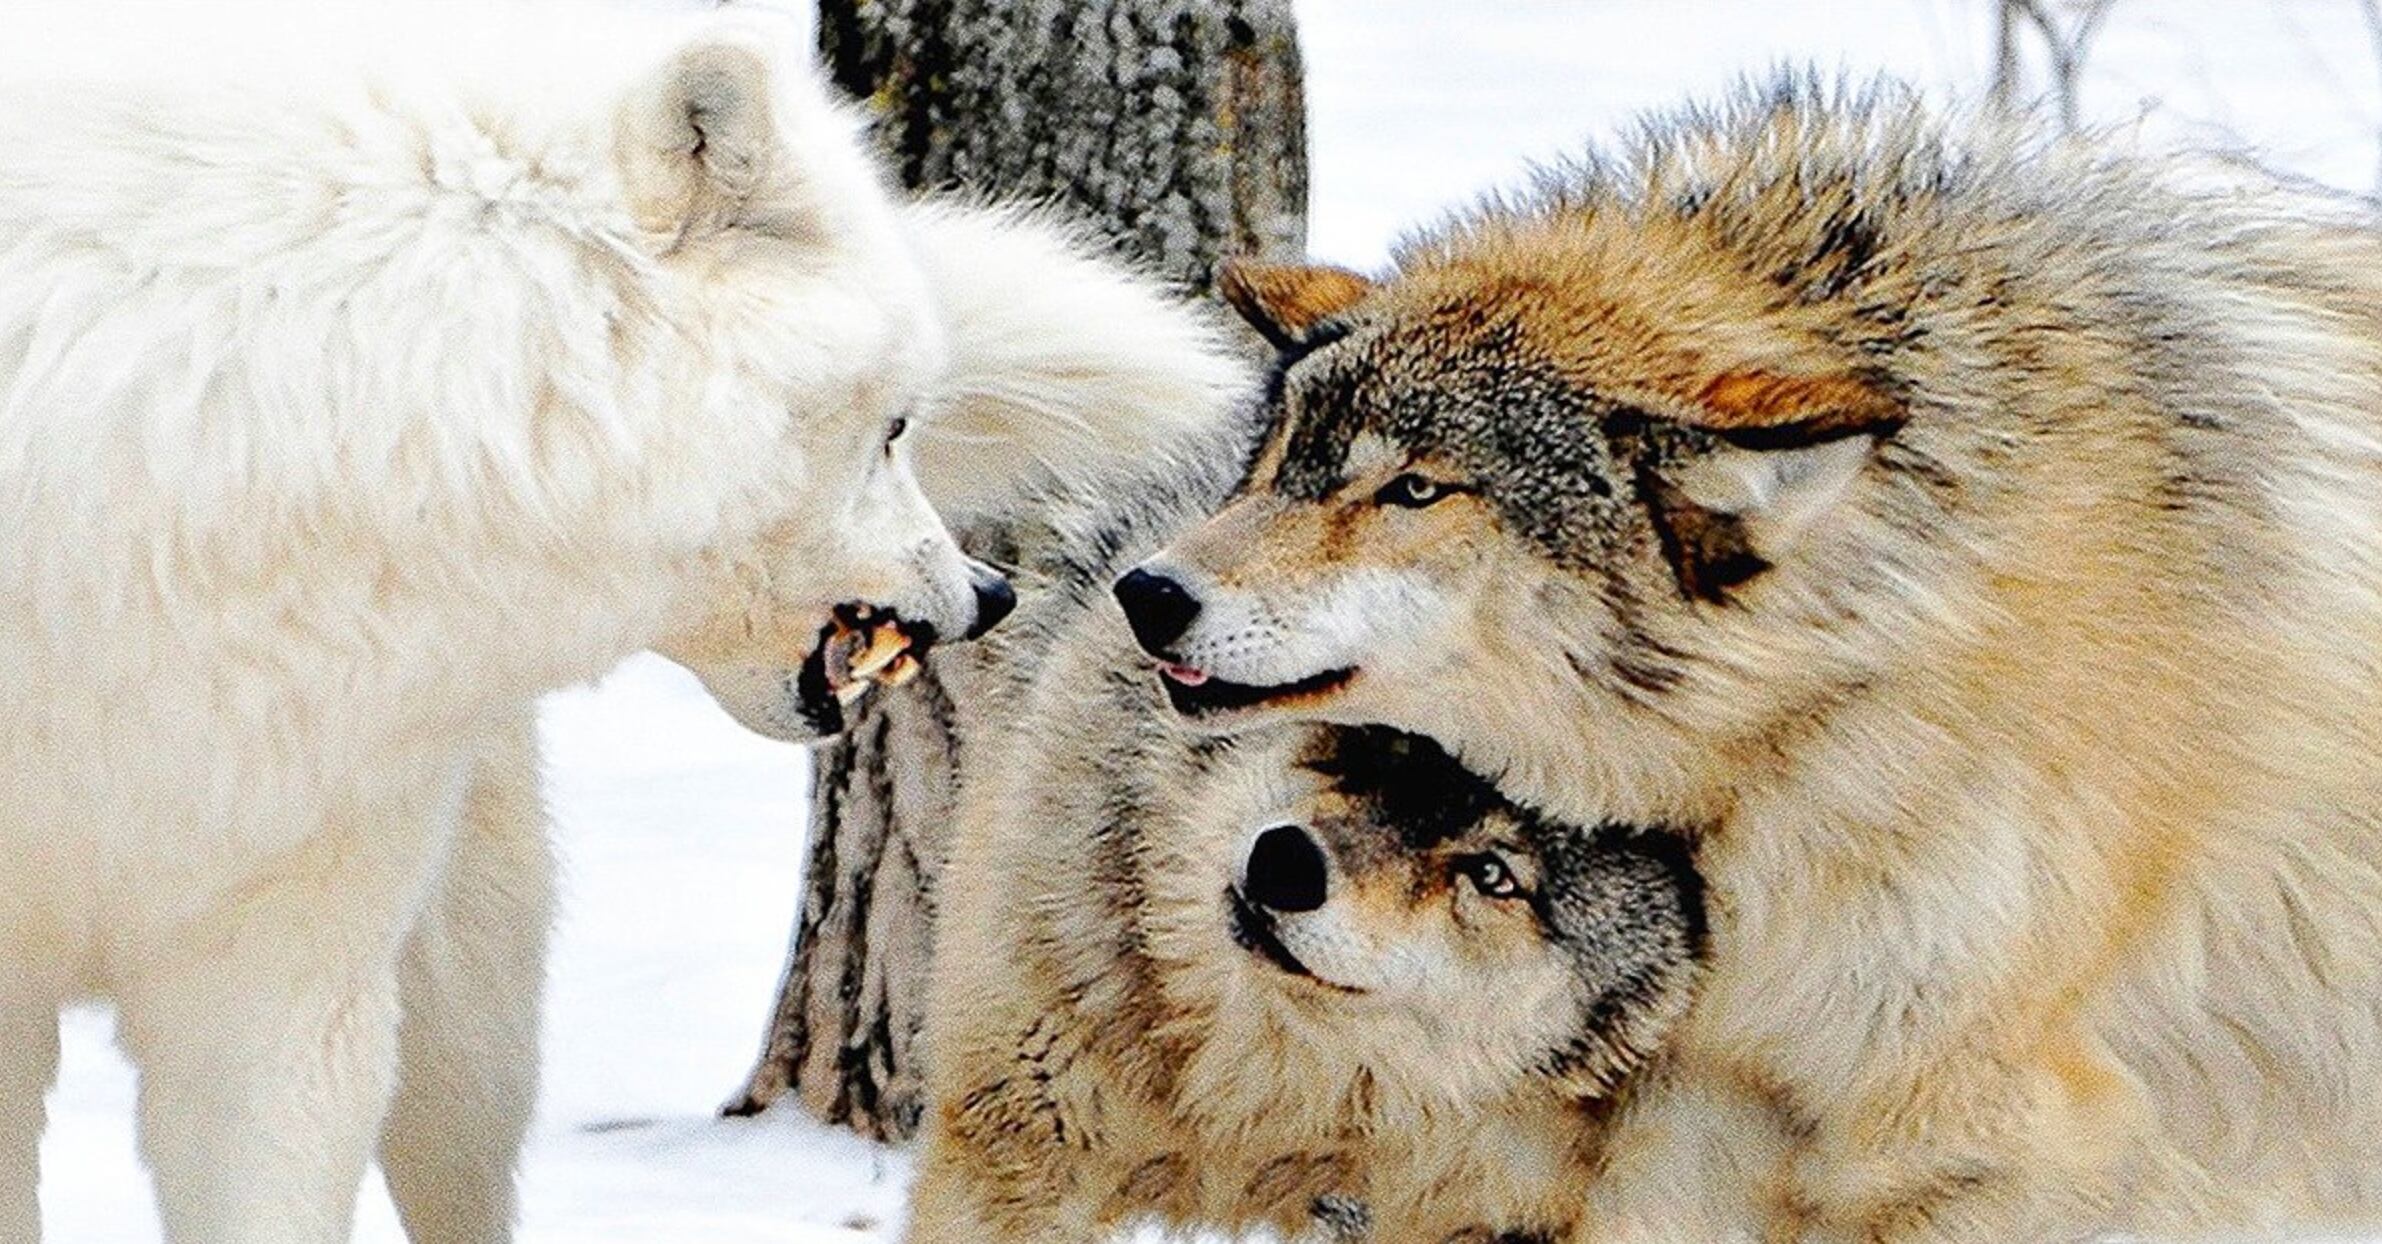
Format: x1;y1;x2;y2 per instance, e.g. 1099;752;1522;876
1163;663;1211;687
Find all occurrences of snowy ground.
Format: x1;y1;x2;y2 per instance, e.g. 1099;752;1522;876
38;1;2382;1240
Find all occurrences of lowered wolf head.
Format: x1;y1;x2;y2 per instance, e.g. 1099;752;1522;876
1116;146;1939;822
550;22;1009;743
667;197;1247;741
1147;723;1703;1110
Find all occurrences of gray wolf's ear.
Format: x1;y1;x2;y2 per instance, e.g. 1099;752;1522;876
1682;370;1904;448
1654;434;1876;602
1672;433;1874;534
1649;369;1897;602
617;37;787;239
1218;259;1375;351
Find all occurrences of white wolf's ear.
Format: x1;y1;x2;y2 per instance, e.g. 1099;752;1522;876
1219;259;1376;351
617;36;790;240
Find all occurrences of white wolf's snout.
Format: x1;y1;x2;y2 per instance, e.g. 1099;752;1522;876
847;459;1010;646
667;451;1015;746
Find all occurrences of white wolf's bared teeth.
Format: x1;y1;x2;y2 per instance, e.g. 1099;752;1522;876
1163;663;1211;687
849;626;911;680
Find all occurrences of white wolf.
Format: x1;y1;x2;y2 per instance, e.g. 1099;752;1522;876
0;5;1009;1240
383;200;1252;1244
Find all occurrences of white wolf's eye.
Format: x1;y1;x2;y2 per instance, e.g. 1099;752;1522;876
883;415;910;456
1375;472;1457;508
1457;853;1523;899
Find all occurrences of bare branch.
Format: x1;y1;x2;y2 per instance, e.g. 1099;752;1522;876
2000;0;2120;131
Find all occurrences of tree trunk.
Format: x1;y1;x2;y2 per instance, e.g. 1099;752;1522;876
725;0;1307;1141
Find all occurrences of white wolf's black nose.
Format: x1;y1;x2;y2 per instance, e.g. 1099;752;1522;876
963;560;1015;641
1244;825;1328;913
1113;567;1200;654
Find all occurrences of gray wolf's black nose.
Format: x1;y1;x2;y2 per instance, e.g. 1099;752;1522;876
1244;825;1327;913
1112;567;1200;653
963;562;1015;641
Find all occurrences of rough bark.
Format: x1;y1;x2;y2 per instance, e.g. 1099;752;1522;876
726;0;1306;1141
817;0;1306;289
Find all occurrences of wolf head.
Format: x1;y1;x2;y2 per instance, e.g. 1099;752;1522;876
509;20;1011;742
1112;88;2134;824
1150;724;1704;1105
663;187;1250;741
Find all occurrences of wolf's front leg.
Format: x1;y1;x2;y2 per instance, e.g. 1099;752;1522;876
0;955;61;1244
123;957;404;1244
903;1125;1103;1244
382;720;553;1244
115;787;458;1244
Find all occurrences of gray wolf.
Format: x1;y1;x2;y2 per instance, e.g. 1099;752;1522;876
0;5;1004;1239
1117;79;2382;1241
906;562;1704;1241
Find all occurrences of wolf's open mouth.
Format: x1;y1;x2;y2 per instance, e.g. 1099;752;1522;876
793;604;935;735
1160;664;1356;716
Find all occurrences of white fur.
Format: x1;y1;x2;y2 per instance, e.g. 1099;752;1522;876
899;200;1249;528
0;5;971;1239
379;200;1257;1241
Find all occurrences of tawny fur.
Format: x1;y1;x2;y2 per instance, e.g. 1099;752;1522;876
1129;80;2382;1241
909;555;1706;1242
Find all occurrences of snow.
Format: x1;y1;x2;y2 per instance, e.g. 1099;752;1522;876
37;1;2382;1239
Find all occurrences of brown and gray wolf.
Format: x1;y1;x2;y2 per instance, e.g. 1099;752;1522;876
905;559;1705;1242
1114;78;2382;1242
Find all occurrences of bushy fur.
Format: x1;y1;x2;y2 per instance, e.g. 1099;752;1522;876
909;524;1706;1242
1126;79;2382;1240
0;5;986;1239
391;198;1255;1242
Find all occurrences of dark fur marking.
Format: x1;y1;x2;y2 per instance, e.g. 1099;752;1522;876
1595;640;1685;699
1303;726;1500;850
1799;206;1883;301
1637;461;1769;603
1120;1153;1191;1206
1310;1194;1371;1240
1273;349;1371;501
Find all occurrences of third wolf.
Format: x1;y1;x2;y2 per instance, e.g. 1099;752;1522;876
905;454;1704;1242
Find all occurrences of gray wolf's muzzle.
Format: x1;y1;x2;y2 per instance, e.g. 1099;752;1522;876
1243;824;1328;913
1230;824;1331;981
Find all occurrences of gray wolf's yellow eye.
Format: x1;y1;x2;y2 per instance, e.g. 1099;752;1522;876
1376;472;1454;508
1457;853;1522;899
